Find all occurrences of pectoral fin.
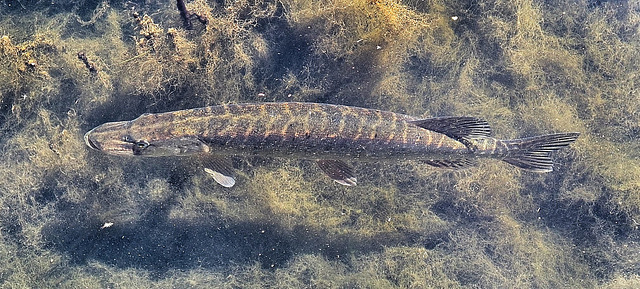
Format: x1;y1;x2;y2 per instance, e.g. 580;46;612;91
204;168;236;187
316;159;357;186
204;156;236;188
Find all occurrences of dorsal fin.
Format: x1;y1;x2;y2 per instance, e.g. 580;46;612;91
409;117;491;142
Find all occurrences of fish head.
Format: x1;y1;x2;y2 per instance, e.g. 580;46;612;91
85;117;209;157
84;121;136;156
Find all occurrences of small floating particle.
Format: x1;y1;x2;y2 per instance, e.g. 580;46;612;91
451;16;459;21
26;59;37;68
101;222;114;229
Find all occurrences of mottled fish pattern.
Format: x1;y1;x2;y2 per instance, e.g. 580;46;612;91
85;102;580;186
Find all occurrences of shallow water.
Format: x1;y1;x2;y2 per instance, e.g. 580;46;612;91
0;0;639;287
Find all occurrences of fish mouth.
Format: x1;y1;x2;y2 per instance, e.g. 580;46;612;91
102;146;135;156
84;121;131;153
84;130;134;155
84;130;100;150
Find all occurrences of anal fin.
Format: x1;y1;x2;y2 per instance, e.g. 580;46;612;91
316;159;357;186
423;158;477;169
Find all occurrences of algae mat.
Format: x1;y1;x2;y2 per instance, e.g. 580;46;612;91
0;0;638;287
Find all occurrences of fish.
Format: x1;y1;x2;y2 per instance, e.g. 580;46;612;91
84;102;580;187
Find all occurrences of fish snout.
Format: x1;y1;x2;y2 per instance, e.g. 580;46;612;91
84;130;100;150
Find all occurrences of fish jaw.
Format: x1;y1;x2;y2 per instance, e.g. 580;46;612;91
84;121;137;156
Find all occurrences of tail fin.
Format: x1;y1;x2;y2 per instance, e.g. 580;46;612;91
502;132;580;172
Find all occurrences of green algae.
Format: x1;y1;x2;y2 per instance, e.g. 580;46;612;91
0;0;639;288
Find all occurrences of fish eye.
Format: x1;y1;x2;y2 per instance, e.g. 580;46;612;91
135;140;149;149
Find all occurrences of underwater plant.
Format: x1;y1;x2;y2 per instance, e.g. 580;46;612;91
0;0;637;287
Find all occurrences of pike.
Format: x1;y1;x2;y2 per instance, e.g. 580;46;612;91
84;102;580;187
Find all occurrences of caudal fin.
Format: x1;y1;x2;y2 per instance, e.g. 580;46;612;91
502;132;580;172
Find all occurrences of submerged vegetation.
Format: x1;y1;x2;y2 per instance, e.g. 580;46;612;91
0;0;638;287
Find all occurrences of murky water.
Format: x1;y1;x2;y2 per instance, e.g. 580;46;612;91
0;0;638;287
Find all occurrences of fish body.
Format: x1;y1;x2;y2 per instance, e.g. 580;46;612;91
85;102;580;186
